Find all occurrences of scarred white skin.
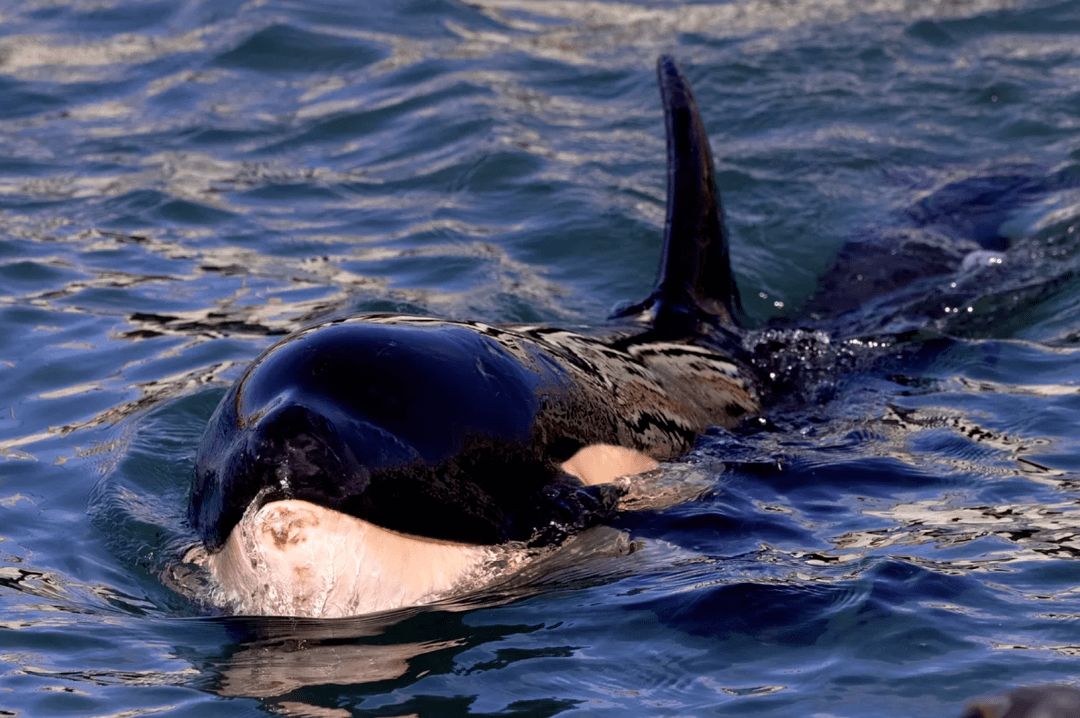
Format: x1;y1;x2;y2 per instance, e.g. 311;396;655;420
194;444;658;618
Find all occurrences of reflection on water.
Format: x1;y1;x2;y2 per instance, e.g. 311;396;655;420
216;632;460;697
845;500;1080;559
462;0;1028;63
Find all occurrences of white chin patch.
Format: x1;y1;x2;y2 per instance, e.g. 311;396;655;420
194;500;493;618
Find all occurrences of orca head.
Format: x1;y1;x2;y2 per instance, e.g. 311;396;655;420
190;321;566;552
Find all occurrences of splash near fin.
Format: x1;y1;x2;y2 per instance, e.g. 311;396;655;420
617;55;741;336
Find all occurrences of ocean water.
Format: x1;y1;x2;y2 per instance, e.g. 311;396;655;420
2;0;1080;716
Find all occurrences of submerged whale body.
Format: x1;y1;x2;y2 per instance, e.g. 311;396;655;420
187;56;761;617
959;685;1080;718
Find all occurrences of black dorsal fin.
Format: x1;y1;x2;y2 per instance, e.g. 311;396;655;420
616;55;741;336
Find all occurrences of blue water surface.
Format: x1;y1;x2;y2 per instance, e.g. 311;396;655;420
2;0;1080;716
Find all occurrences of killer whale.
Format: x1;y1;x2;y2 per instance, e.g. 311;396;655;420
187;55;759;616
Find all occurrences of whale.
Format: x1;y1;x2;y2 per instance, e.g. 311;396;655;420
186;55;761;617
